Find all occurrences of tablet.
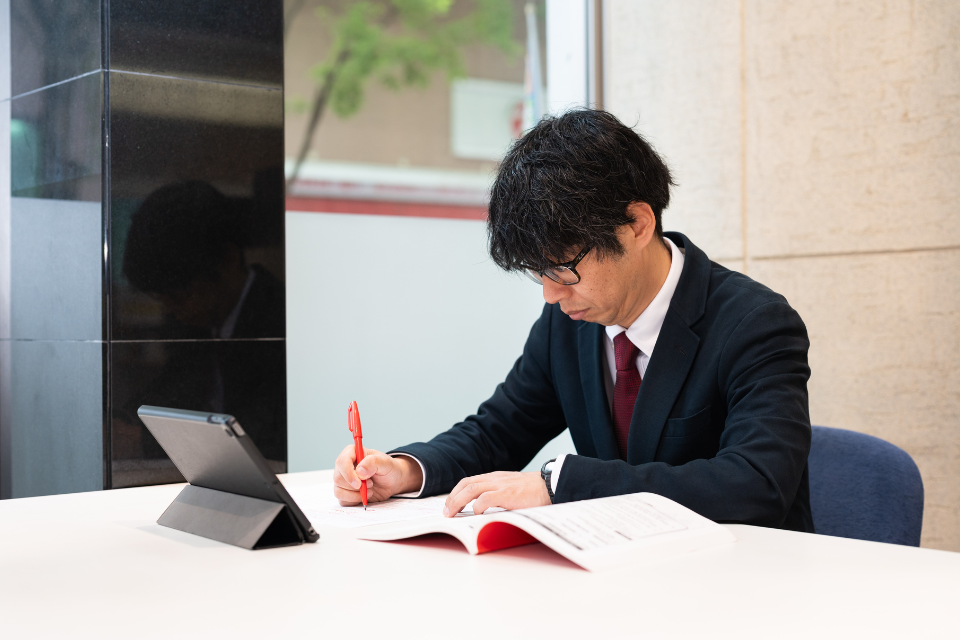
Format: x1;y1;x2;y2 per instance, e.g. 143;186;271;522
137;405;319;543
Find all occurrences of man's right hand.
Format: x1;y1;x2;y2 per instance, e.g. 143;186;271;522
333;446;424;506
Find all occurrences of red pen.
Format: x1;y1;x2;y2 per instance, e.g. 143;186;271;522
348;401;367;509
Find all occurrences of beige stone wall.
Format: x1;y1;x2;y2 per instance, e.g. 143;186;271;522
606;0;960;551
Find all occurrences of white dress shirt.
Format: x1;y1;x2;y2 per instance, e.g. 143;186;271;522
397;237;685;498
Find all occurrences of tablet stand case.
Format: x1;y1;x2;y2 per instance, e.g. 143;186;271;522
158;484;305;550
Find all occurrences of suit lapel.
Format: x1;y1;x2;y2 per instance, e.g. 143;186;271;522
625;231;712;465
577;322;620;460
627;308;700;464
573;232;711;465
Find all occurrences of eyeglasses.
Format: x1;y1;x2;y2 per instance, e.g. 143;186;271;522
522;247;592;285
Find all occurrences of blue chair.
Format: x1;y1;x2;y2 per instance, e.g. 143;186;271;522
808;426;924;546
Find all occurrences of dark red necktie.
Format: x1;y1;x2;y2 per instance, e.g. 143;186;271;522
612;332;642;460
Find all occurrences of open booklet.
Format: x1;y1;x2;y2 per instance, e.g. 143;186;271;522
357;492;736;572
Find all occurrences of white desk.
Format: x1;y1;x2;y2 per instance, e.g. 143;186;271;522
1;470;958;639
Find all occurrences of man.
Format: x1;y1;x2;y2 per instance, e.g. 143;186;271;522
122;181;286;342
118;181;287;466
334;109;814;532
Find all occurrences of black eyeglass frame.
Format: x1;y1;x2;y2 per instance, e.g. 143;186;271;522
522;247;592;285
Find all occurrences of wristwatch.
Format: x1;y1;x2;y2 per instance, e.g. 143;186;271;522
540;458;557;503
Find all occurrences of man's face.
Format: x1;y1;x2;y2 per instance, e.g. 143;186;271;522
538;204;669;328
540;228;638;327
154;276;226;328
150;244;248;329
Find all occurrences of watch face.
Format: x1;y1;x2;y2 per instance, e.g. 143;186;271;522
541;458;556;501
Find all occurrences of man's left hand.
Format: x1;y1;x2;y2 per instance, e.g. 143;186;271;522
443;471;551;517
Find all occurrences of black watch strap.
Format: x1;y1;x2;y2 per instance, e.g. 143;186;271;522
540;458;557;503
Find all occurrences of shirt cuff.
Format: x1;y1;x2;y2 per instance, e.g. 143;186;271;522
551;454;566;495
390;453;426;498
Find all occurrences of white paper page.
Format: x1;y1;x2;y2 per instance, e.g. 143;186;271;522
287;484;450;528
512;494;687;551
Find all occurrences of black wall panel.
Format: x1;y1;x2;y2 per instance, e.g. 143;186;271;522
1;0;286;497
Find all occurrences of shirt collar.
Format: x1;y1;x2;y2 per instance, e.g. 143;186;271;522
604;236;685;357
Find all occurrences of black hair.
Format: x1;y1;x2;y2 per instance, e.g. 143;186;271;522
123;181;243;294
488;109;674;272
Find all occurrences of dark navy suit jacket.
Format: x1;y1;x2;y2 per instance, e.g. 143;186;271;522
393;232;814;532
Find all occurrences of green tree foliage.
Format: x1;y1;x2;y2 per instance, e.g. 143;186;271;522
287;0;517;187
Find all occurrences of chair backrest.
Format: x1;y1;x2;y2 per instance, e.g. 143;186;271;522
808;426;924;546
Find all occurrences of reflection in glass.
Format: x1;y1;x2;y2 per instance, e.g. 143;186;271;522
7;341;103;498
9;0;100;98
2;0;288;497
104;53;286;488
111;181;286;488
111;339;287;488
10;198;102;340
1;65;105;498
109;0;282;87
10;71;101;201
108;71;284;340
122;182;285;340
280;2;549;475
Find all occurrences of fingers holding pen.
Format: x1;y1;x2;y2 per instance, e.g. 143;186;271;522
333;485;364;506
333;444;361;490
334;448;399;505
354;451;392;482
